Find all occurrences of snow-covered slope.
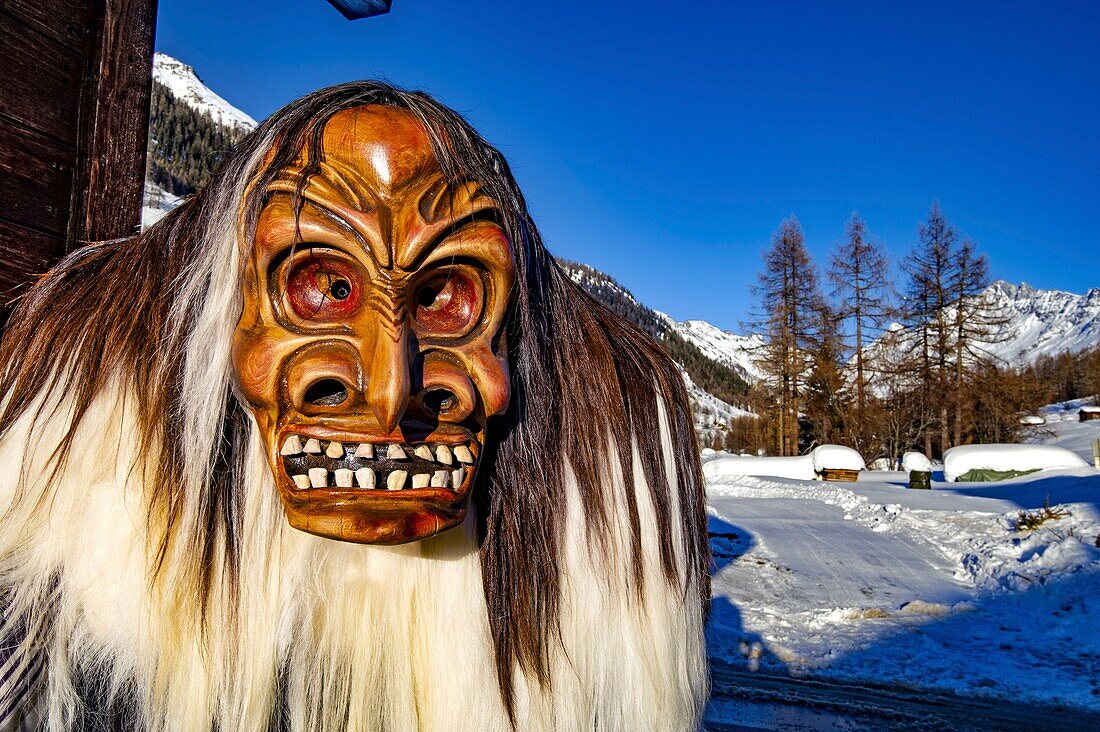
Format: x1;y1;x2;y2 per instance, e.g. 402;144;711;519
152;53;256;132
141;180;182;229
981;280;1100;364
663;317;766;383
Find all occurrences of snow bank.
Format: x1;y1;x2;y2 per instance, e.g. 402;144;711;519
1019;414;1046;425
704;444;866;481
901;451;932;472
811;444;865;472
943;443;1089;482
703;454;816;481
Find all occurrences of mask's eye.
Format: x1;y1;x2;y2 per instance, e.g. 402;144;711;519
285;256;363;321
411;267;483;336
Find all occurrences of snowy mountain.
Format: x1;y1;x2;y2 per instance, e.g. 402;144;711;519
670;280;1100;388
557;260;754;443
152;53;256;132
980;280;1100;364
144;53;258;222
662;317;766;383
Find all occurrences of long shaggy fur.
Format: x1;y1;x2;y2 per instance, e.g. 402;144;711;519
0;82;709;731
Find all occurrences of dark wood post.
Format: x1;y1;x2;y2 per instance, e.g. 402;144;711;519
68;0;159;247
0;0;157;316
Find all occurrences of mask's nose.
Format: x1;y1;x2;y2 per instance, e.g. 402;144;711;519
362;325;412;434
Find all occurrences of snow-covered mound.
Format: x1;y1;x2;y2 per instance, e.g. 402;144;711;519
704;453;816;481
901;451;932;472
153;53;256;132
662;317;766;383
943;443;1089;482
703;445;863;481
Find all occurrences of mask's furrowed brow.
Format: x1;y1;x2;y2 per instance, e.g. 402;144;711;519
265;172;394;268
400;207;506;272
398;180;500;269
267;161;372;214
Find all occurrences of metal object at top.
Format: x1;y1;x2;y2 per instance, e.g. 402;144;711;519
326;0;393;21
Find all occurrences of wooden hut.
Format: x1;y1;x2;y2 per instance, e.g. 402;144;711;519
0;0;157;317
1080;406;1100;422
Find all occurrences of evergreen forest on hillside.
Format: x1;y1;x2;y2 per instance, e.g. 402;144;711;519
556;259;751;407
147;80;248;196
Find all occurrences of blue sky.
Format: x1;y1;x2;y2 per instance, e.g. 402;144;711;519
156;0;1099;332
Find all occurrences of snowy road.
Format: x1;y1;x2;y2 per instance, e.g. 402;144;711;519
714;497;966;609
703;454;1100;719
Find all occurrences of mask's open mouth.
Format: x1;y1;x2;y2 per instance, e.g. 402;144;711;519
278;433;478;494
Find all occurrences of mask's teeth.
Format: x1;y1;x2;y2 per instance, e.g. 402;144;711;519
414;445;433;461
435;445;453;465
412;473;430;489
355;467;376;489
308;468;328;488
291;474;310;490
354;443;374;458
452;467;465;487
454;445;474;464
281;435;303;456
334;468;353;488
326;440;345;459
387;470;408;490
387;444;407;460
304;438;322;454
431;470;449;488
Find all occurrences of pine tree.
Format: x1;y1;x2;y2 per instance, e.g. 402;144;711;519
748;216;821;455
803;300;849;447
898;201;958;456
828;212;891;453
947;238;1009;444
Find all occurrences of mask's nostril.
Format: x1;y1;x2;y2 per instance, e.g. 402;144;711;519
422;388;457;415
304;378;349;407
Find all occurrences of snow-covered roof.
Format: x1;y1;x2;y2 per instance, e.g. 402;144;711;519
943;444;1089;482
703;445;867;481
811;445;866;472
1019;414;1047;425
1079;406;1100;414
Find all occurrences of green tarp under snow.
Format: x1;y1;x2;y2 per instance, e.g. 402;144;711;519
954;468;1041;483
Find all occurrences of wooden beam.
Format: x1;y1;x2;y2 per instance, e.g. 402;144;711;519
67;0;158;248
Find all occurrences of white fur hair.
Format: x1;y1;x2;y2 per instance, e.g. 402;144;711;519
0;128;707;732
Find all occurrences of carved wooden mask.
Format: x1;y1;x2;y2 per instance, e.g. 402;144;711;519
233;106;515;544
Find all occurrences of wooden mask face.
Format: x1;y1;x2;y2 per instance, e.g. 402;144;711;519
233;106;515;544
